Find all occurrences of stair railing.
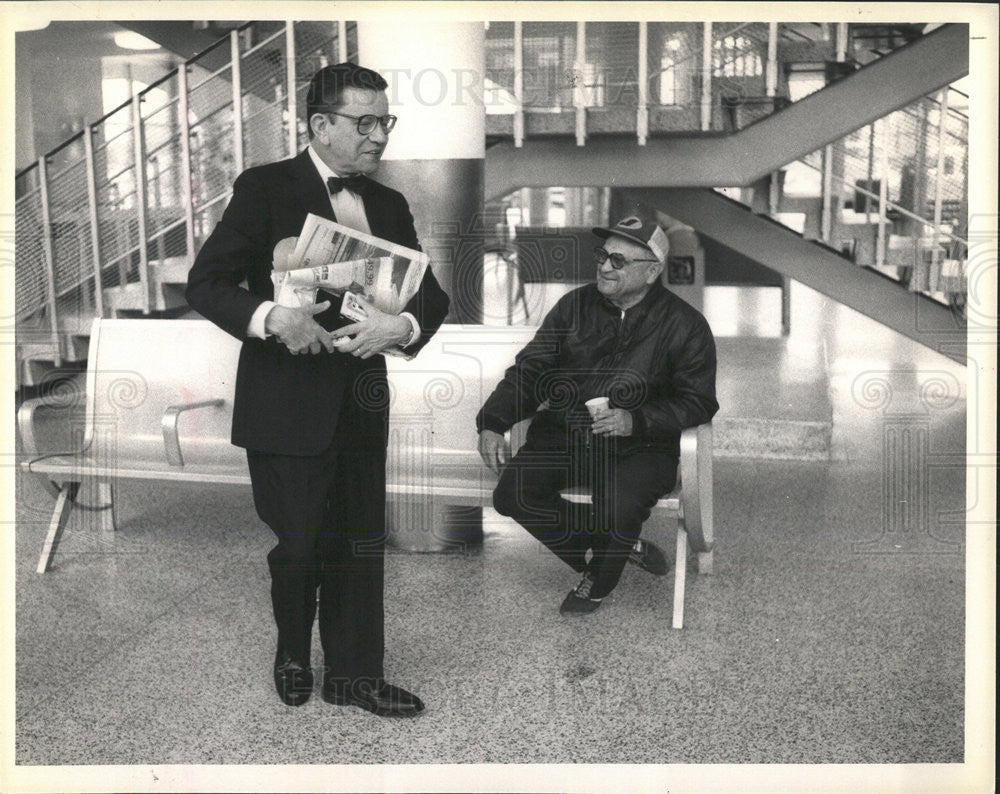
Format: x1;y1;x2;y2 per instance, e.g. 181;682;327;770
720;88;968;314
486;20;934;146
14;21;350;375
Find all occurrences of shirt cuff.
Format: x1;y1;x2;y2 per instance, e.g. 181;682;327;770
399;311;421;348
247;301;277;339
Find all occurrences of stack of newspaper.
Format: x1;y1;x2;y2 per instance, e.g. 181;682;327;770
272;213;429;314
271;213;430;357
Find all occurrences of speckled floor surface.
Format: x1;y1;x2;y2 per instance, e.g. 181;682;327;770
11;284;973;769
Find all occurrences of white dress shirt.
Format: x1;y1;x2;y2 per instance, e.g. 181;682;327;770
246;145;421;345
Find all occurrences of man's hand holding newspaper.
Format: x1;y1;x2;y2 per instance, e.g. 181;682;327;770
264;300;336;356
329;295;413;360
270;213;430;359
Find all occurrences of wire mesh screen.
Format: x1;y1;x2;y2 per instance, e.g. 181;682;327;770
188;54;237;249
141;74;187;266
486;21;515;95
522;22;577;109
47;156;93;299
240;25;289;169
849;23;928;66
647;22;702;132
345;22;358;63
92;103;140;293
250;21;287;43
485;22;516;136
711;22;767;131
293;22;342;151
56;283;96;333
44;136;86;178
14;189;47;321
584;22;639;109
830;94;968;235
792;86;969;296
913;108;966;236
12;20;366;381
14;166;40;201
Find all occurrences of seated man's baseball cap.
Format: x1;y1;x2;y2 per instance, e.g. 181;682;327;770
592;215;669;265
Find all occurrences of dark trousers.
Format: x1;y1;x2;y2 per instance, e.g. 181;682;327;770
493;431;678;599
247;389;387;685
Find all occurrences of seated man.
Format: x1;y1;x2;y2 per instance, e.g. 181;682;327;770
476;216;719;616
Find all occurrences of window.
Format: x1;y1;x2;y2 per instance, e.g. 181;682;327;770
713;36;762;78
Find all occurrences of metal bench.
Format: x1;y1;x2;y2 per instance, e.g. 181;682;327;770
18;318;714;628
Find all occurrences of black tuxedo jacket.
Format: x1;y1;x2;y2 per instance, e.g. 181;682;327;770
186;149;450;455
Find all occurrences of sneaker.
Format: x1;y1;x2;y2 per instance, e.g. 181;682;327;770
628;538;670;576
559;571;604;616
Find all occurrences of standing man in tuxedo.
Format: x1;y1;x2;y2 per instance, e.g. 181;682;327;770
186;63;449;716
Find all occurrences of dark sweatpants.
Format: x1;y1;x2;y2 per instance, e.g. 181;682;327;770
492;431;678;599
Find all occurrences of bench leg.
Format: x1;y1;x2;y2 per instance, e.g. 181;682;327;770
95;479;117;533
672;527;688;629
697;550;713;575
37;482;80;574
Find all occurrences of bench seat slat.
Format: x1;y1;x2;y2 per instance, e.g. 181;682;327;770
26;455;253;485
25;455;681;511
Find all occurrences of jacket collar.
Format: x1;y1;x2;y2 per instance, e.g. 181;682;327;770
598;279;667;315
291;148;336;222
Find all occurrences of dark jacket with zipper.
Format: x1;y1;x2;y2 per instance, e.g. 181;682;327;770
476;281;718;457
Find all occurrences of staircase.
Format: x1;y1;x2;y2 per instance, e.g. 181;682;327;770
13;21;340;384
485;24;968;198
628;187;965;364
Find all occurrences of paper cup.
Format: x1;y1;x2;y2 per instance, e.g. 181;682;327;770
585;396;610;419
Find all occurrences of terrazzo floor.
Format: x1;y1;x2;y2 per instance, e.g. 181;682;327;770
9;283;981;785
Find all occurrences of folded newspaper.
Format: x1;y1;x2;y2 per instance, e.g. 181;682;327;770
271;213;430;357
272;257;397;310
274;213;428;310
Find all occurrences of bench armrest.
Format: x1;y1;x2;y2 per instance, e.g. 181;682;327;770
162;399;225;467
679;422;714;553
17;396;88;457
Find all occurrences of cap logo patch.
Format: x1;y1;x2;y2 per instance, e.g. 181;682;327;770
618;216;643;230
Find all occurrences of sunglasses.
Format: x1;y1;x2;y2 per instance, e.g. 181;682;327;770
593;246;659;270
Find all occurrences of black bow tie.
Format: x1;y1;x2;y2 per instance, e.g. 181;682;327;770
327;175;370;196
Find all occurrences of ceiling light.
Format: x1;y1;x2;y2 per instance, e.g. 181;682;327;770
113;31;161;50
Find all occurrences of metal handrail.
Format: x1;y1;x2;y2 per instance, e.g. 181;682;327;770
14;20;321;337
242;25;286;58
187;57;237;92
801;160;968;247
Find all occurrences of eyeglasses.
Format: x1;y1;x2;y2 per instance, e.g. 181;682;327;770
324;111;397;135
593;246;659;270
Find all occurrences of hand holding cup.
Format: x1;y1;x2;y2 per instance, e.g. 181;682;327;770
587;396;633;437
585;396;610;420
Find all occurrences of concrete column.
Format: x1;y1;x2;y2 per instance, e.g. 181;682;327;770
357;21;485;325
357;22;486;552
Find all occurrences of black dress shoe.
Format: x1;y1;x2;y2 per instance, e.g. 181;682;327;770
274;650;313;707
322;679;425;717
628;538;670;576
